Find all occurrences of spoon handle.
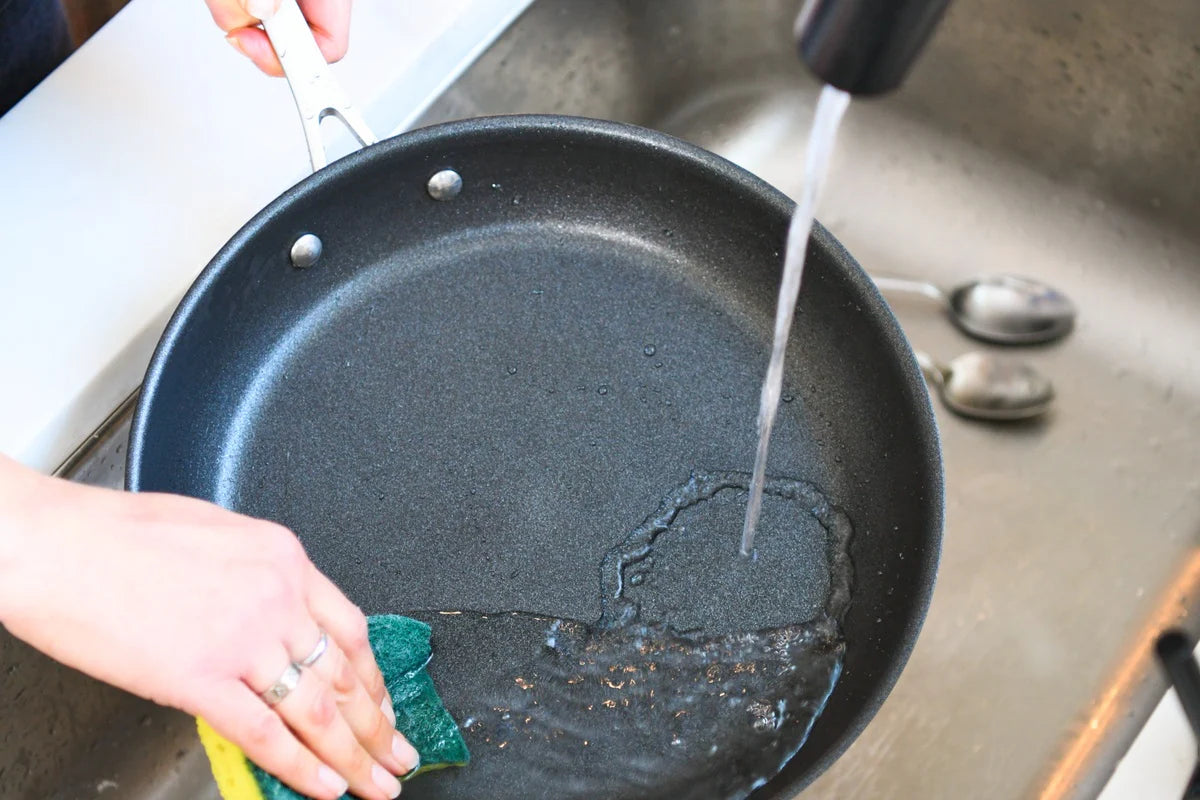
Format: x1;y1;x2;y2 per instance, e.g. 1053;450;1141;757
871;275;947;305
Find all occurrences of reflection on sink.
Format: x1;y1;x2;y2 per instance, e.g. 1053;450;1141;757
4;0;1198;798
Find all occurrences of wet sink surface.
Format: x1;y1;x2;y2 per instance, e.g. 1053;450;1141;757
4;0;1199;797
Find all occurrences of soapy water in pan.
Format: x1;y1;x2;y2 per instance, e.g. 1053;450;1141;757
404;471;854;800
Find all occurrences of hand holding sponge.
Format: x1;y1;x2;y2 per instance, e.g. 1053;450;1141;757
197;615;469;799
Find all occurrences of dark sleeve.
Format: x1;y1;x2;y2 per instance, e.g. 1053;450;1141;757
0;0;72;117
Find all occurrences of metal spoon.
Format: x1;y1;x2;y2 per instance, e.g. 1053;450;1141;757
915;350;1054;421
873;274;1076;345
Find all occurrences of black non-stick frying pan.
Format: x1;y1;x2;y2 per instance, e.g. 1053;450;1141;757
127;4;941;797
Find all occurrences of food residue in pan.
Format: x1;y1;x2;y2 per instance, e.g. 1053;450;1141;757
407;471;854;800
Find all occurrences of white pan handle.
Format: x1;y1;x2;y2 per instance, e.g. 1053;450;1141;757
261;0;377;171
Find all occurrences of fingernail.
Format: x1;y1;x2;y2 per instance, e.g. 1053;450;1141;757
380;695;396;727
372;763;402;798
244;0;280;21
317;765;348;795
225;34;248;57
393;733;420;773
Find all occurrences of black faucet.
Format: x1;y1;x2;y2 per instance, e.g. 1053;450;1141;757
794;0;951;95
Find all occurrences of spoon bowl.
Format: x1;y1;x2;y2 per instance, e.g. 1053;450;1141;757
917;350;1054;421
947;275;1076;345
873;273;1076;345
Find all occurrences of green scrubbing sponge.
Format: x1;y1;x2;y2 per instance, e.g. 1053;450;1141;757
367;615;470;772
198;615;469;800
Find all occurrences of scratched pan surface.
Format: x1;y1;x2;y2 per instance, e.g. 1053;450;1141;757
127;115;941;796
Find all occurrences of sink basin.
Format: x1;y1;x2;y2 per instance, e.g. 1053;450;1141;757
4;0;1198;797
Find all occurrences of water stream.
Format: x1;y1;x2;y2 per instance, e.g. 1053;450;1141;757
741;84;851;556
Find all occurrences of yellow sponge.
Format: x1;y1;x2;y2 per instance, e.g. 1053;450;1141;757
197;717;263;800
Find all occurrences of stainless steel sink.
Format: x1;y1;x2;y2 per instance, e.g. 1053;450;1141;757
4;0;1198;797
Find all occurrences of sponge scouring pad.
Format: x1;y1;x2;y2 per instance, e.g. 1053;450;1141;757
197;614;469;799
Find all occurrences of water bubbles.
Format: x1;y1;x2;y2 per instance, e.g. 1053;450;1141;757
629;573;645;586
598;385;610;395
748;700;780;733
491;183;502;190
782;394;794;403
654;362;663;369
545;621;562;649
643;344;657;357
507;365;518;375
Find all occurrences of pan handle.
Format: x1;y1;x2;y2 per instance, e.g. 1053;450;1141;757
261;0;377;171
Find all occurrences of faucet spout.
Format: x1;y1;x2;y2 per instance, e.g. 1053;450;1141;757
794;0;951;95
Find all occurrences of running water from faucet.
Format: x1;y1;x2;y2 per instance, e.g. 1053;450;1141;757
741;84;850;556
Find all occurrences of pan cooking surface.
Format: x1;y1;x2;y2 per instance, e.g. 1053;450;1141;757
130;116;941;796
216;227;850;796
216;226;836;621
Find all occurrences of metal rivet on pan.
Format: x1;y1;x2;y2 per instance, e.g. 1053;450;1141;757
427;169;463;201
290;233;323;268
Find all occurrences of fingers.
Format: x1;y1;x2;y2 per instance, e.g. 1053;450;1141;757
272;661;402;800
303;634;420;775
226;27;284;76
299;0;352;63
302;571;420;773
202;681;350;800
207;0;284;75
307;566;390;707
208;0;351;76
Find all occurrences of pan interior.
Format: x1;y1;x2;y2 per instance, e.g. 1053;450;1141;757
216;223;851;797
131;116;940;797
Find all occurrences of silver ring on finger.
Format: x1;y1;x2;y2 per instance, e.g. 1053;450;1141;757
300;630;329;668
260;662;302;706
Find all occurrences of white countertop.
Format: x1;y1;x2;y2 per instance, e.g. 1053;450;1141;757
0;0;531;473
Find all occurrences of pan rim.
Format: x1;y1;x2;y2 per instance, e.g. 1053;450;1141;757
126;113;943;795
